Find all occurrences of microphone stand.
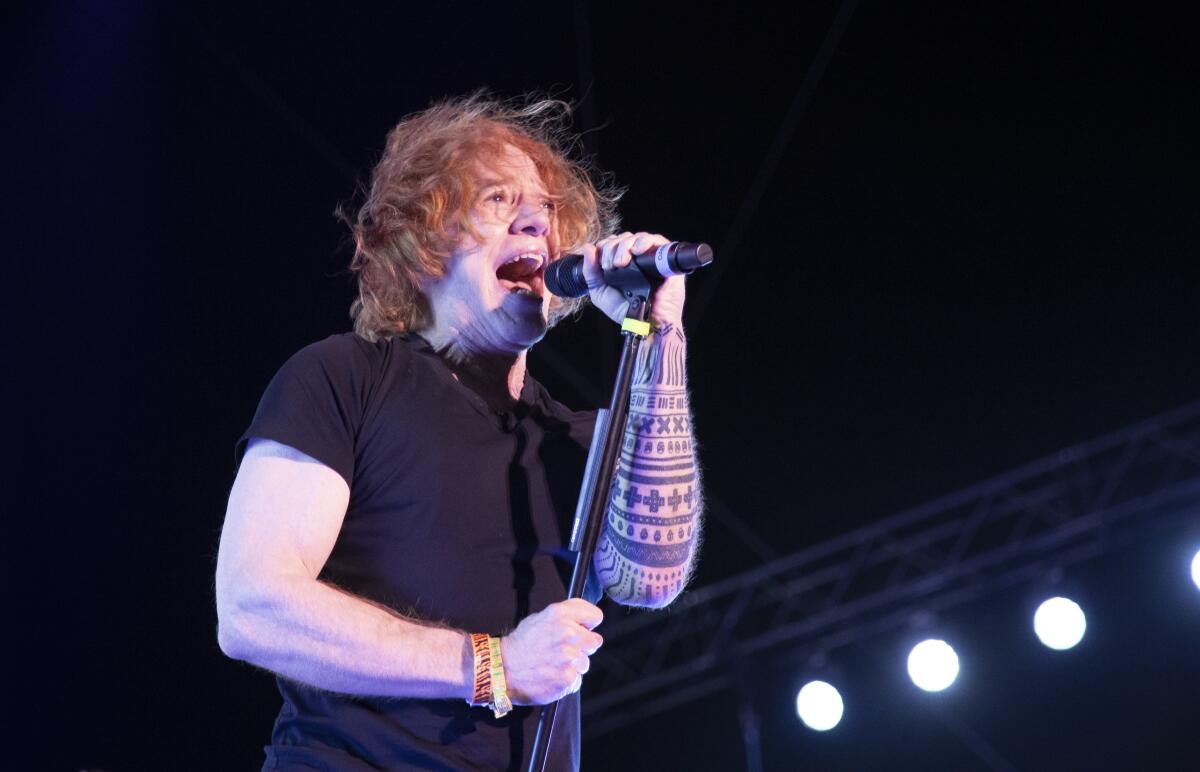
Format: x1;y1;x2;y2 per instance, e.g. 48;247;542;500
527;289;652;772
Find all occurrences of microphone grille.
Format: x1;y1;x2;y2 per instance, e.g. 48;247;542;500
545;255;589;298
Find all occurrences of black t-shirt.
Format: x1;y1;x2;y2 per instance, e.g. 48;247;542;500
236;333;597;771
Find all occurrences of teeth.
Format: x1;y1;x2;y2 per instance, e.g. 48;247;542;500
505;253;545;267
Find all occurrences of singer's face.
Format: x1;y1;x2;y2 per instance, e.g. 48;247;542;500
423;144;557;354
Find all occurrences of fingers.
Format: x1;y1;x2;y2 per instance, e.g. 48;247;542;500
595;231;669;271
583;232;675;324
499;598;607;705
552;601;602;681
545;600;604;650
579;242;602;286
582;630;603;655
558;597;604;629
580;243;624;321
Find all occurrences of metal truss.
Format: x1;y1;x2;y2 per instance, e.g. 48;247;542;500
582;401;1200;737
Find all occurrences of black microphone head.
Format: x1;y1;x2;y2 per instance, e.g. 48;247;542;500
674;242;714;271
544;254;589;298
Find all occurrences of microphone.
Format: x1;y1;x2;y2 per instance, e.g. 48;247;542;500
544;241;714;298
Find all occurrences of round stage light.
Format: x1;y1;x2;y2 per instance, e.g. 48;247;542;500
907;639;959;692
1192;549;1200;591
795;680;844;731
1033;596;1086;650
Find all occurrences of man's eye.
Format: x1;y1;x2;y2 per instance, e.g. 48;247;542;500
541;200;557;212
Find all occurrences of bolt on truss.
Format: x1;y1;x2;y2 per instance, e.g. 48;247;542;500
583;400;1200;737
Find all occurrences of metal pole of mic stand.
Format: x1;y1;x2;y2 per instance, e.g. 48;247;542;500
526;296;650;772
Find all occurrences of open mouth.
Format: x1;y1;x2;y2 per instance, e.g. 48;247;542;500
495;252;546;300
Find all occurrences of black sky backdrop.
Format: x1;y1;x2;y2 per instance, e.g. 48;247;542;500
8;1;1200;770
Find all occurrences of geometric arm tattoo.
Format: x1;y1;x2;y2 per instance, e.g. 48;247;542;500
593;322;703;608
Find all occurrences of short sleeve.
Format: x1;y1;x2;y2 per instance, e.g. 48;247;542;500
235;334;380;487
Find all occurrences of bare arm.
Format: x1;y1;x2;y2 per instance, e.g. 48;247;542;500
215;439;472;698
215;438;602;704
582;233;703;608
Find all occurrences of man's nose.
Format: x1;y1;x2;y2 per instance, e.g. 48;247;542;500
511;200;550;237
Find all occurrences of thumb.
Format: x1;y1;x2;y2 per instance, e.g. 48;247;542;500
582;243;631;322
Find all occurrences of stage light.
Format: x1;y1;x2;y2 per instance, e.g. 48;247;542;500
1192;549;1200;591
1033;596;1086;650
907;639;959;692
795;680;843;731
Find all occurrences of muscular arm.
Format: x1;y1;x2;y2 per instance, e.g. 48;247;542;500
215;439;473;698
593;320;702;608
216;439;601;705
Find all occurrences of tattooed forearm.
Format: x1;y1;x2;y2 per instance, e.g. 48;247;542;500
596;323;703;608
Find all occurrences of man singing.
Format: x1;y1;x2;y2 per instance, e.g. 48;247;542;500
216;94;702;771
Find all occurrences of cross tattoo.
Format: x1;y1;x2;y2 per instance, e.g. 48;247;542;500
644;489;666;513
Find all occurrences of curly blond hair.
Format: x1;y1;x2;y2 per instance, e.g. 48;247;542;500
342;93;620;340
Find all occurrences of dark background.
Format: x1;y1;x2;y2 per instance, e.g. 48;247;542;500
8;1;1200;769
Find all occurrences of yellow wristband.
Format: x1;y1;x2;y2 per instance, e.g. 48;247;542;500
621;317;652;337
487;636;513;719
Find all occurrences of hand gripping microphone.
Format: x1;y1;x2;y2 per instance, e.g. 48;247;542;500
544;241;714;298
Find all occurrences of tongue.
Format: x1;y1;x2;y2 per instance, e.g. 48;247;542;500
496;264;543;297
499;278;533;293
